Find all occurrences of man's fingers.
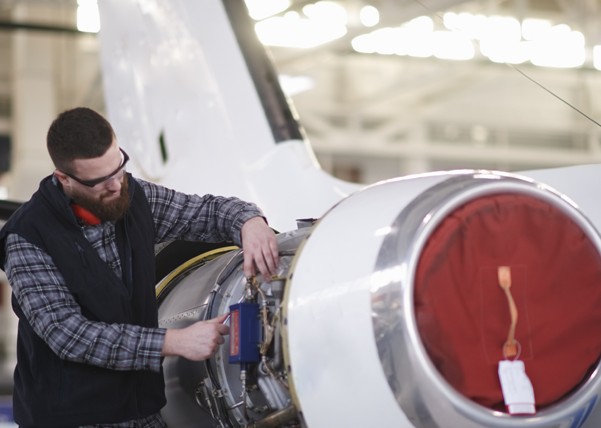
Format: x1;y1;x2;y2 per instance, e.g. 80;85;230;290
216;324;230;335
264;246;278;276
263;235;280;278
207;313;228;324
271;241;280;269
254;253;269;282
205;314;231;336
243;256;256;279
241;216;279;281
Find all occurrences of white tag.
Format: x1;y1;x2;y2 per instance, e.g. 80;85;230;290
498;360;536;415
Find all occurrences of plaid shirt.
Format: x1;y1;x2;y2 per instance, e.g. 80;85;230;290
3;176;261;428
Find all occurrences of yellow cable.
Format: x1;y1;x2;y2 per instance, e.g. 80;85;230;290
155;246;238;298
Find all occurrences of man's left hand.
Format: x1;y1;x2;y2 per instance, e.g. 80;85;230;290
241;217;279;281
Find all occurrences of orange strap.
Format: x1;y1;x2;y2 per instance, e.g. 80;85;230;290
498;266;518;358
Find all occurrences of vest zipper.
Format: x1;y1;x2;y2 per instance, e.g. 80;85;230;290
76;243;88;269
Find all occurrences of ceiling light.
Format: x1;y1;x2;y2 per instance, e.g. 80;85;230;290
303;2;347;25
407;16;433;35
245;0;290;20
352;34;376;53
480;16;521;44
279;74;315;96
432;31;474;60
484;41;532;64
594;46;601;71
529;25;585;68
360;5;379;27
77;0;100;33
255;1;347;48
522;18;551;41
255;14;347;48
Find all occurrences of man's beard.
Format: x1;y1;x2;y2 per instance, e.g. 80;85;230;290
71;177;131;222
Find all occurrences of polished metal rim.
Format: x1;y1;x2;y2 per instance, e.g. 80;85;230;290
371;171;601;428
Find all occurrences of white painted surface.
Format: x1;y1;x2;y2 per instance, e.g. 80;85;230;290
520;164;601;234
97;0;360;232
286;174;448;428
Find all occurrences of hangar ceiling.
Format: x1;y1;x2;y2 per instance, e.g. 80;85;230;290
0;0;600;186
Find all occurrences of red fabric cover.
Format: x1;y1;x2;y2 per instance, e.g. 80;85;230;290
414;194;601;411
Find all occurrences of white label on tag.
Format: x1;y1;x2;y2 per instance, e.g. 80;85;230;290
498;360;536;415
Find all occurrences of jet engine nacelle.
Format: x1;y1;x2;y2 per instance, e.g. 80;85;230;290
157;170;601;428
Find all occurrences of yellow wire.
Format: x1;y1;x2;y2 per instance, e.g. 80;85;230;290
155;246;238;297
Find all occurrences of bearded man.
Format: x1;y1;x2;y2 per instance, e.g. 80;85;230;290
0;107;279;428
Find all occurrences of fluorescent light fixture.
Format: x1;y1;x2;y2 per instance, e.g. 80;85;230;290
530;46;585;68
352;33;376;53
407;37;433;58
402;16;433;57
502;41;533;64
443;12;457;30
245;0;291;20
351;11;584;69
408;16;433;35
303;2;347;25
279;74;315;96
255;5;347;48
480;16;521;45
594;46;601;71
77;0;100;33
444;12;487;40
529;25;585;68
432;31;474;60
374;28;399;55
522;18;551;41
360;5;379;27
484;40;532;64
394;28;412;56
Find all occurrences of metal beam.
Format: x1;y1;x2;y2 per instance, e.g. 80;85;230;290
0;20;82;34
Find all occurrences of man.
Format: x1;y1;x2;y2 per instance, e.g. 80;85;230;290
0;107;279;428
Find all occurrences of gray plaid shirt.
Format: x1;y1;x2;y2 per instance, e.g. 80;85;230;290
4;176;261;428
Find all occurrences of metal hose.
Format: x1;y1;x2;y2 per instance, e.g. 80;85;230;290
245;404;297;428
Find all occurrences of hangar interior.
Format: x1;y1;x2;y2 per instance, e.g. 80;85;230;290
0;0;600;403
1;0;601;191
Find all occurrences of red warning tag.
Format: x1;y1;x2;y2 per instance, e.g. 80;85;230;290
230;309;240;357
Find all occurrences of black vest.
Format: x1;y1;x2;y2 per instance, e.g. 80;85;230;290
0;174;166;428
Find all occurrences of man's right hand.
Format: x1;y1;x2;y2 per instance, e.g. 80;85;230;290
162;313;230;361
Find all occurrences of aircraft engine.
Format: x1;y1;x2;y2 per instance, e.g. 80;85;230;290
157;170;601;428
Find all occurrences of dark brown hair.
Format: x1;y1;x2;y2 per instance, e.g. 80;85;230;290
47;107;115;173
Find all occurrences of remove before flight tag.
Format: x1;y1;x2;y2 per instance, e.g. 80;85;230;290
498;360;536;415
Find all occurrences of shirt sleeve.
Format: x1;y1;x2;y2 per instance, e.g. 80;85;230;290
4;233;165;372
137;179;263;246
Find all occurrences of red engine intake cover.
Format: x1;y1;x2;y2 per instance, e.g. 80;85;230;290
415;193;601;411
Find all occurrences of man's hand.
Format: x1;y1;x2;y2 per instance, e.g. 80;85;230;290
162;313;230;361
241;216;279;281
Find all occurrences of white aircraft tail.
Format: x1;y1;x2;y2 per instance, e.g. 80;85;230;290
97;0;359;232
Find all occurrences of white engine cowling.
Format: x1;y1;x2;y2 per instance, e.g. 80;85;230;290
158;171;601;428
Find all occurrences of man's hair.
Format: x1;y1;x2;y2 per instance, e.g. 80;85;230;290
47;107;115;173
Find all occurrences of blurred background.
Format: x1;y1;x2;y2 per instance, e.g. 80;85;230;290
0;0;600;420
